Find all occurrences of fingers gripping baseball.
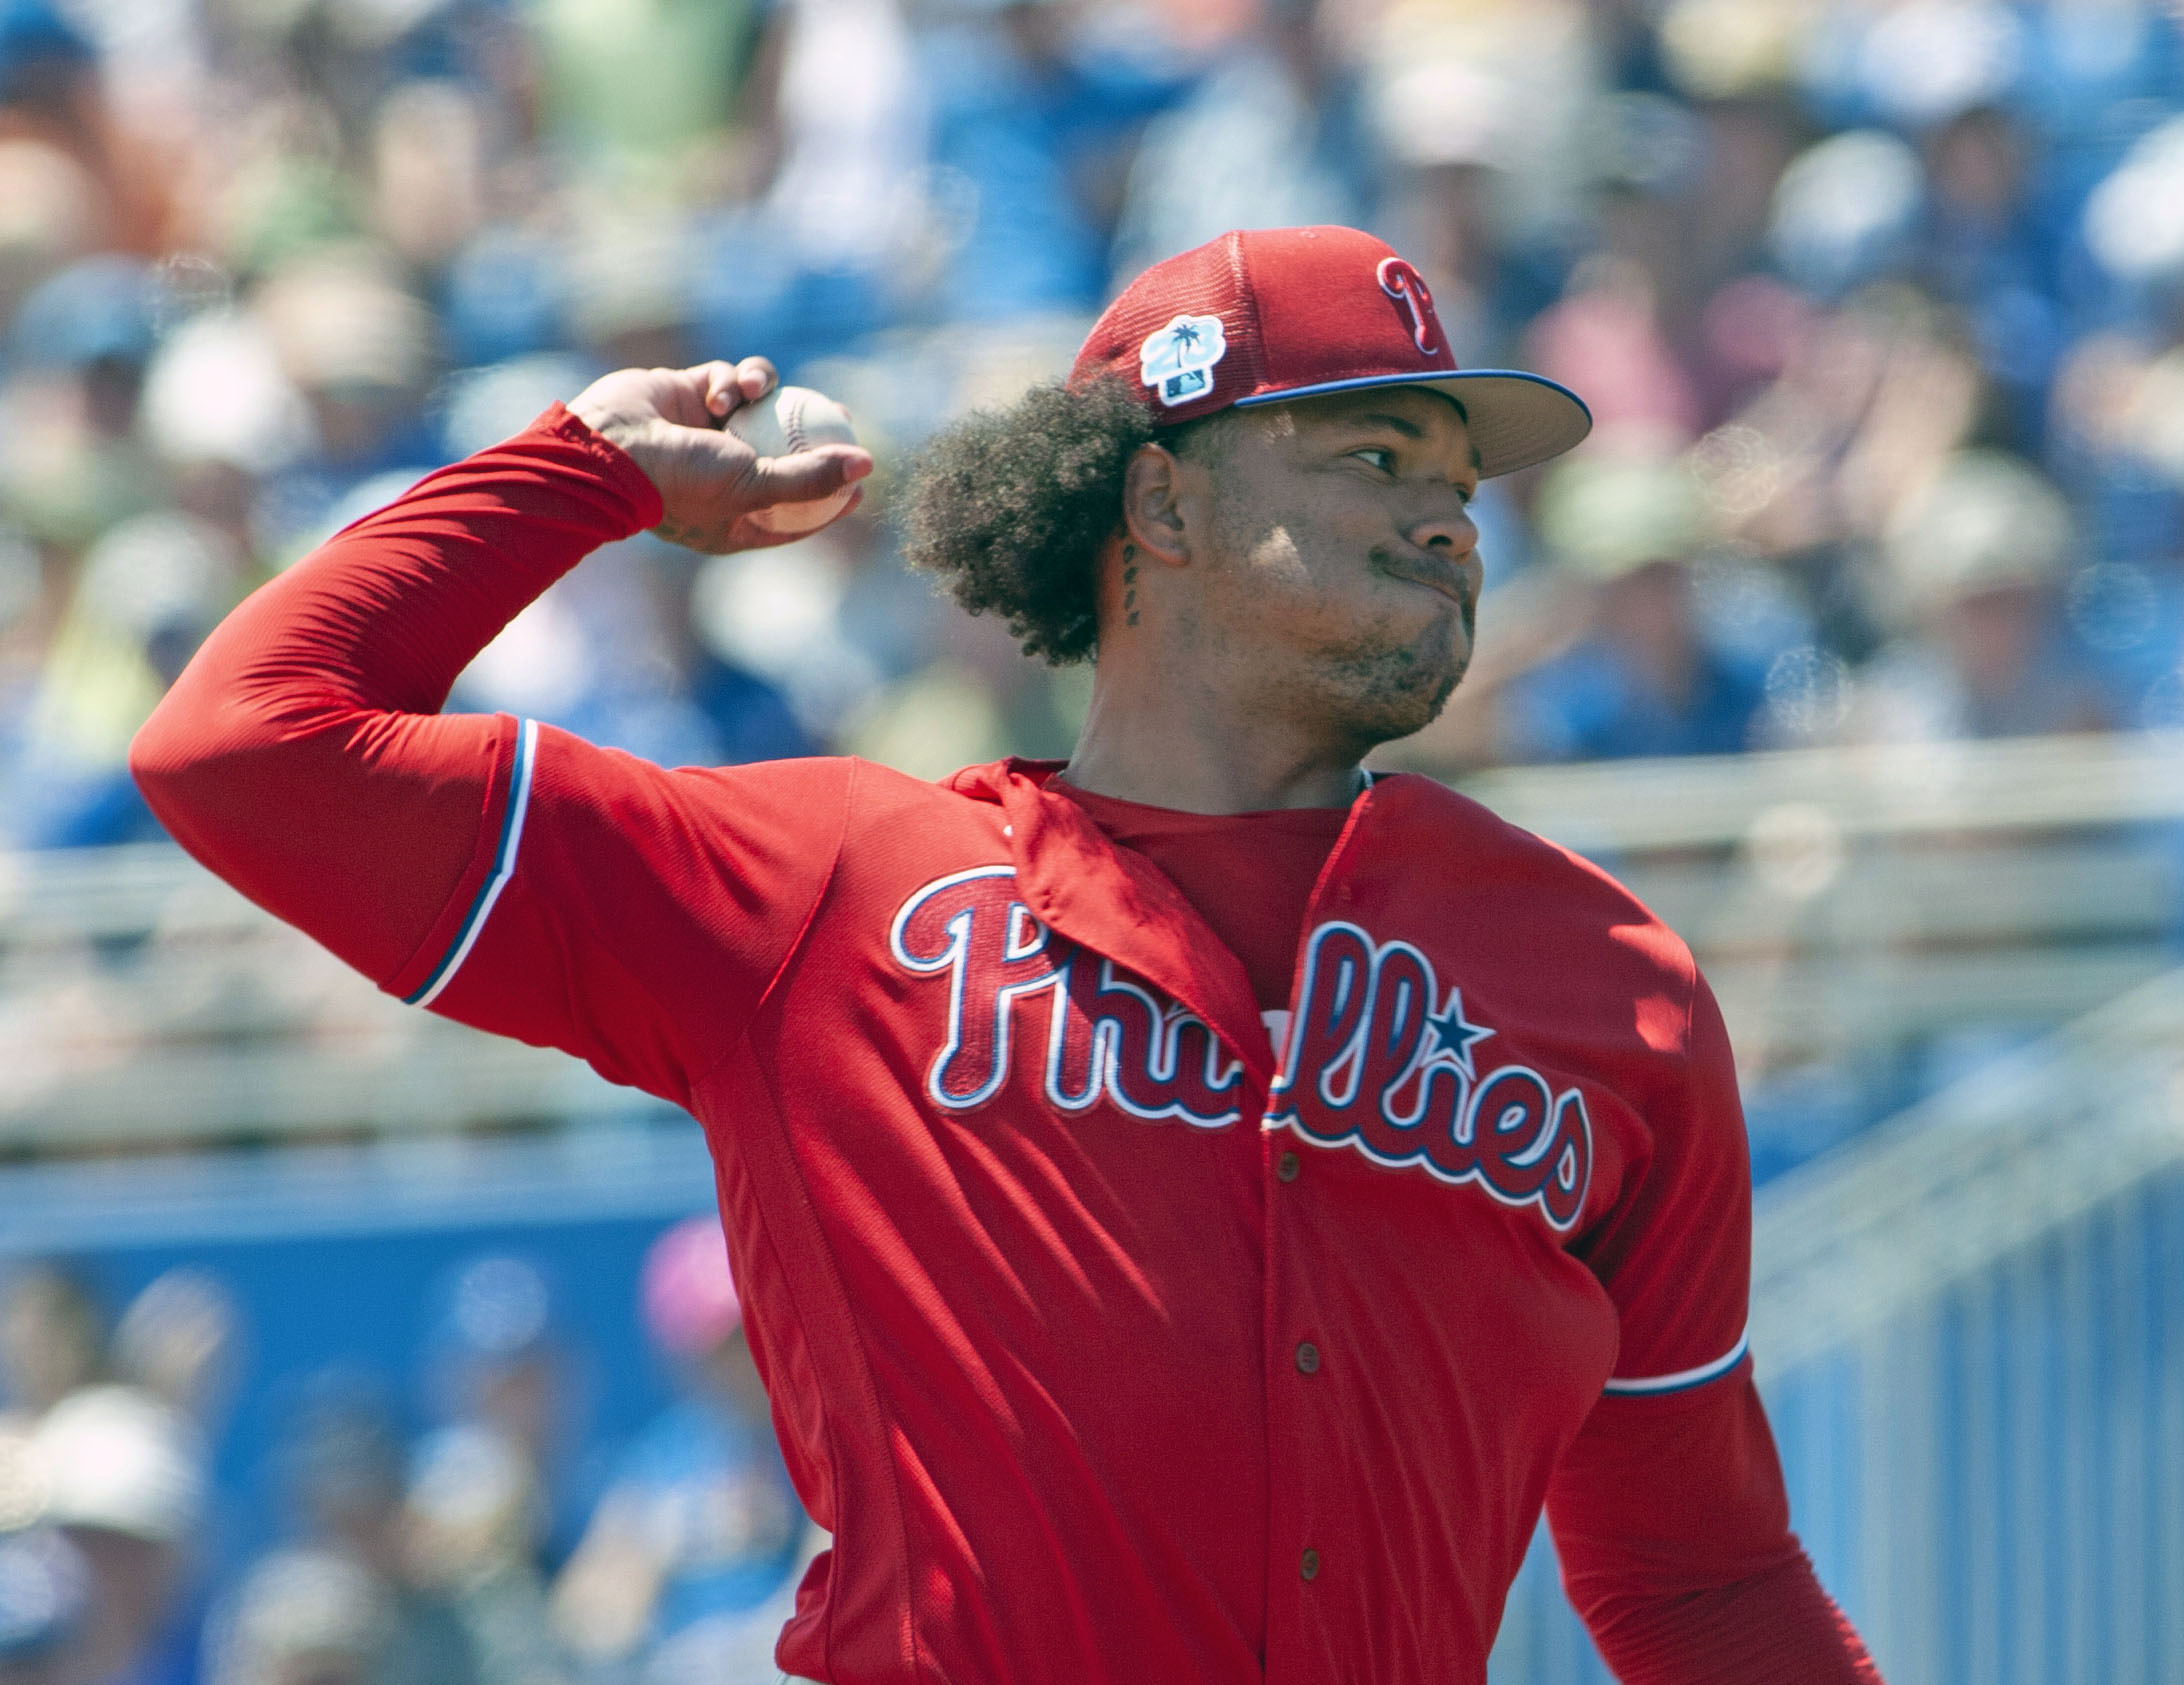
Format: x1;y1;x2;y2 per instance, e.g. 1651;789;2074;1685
567;361;874;553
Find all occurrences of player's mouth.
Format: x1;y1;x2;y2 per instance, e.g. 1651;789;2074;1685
1374;549;1477;613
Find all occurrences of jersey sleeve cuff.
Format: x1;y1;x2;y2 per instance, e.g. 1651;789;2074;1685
537;403;667;530
386;716;540;1007
1601;1328;1750;1397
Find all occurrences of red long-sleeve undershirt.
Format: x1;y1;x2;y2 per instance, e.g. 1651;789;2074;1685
130;408;1879;1683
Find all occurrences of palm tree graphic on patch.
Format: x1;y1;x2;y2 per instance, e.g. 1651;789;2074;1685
1139;313;1229;406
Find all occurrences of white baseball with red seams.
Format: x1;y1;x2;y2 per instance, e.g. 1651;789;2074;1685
727;385;860;533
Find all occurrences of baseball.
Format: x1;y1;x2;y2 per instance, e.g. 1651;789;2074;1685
727;385;860;534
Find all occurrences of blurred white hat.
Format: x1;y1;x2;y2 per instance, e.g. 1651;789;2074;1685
1884;449;2071;611
75;513;239;642
209;1548;391;1685
1534;448;1710;579
140;308;314;474
2084;115;2184;285
1856;0;2023;127
256;247;435;392
1769;130;1924;297
32;1384;207;1544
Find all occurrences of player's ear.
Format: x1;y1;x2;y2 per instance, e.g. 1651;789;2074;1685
1119;441;1196;568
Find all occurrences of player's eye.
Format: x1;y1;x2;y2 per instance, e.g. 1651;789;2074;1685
1351;447;1396;472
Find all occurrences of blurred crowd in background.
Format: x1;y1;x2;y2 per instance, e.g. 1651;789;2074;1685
5;3;2182;1676
0;1220;810;1685
5;0;2184;845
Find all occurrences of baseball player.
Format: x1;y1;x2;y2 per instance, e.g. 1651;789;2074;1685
133;226;1879;1683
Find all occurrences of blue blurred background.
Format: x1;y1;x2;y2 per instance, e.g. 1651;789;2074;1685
5;0;2184;1680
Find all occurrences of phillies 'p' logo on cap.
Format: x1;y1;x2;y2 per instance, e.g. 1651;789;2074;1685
1376;257;1439;357
1072;226;1591;480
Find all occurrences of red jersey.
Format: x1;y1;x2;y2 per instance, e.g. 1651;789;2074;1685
132;410;1878;1685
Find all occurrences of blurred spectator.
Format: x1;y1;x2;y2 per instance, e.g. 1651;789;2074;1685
0;1525;89;1685
688;0;924;372
0;1267;100;1426
551;1218;805;1681
421;1258;566;1537
414;1248;595;1676
262;1381;478;1685
929;0;1183;323
251;246;440;538
404;1427;570;1685
1501;447;1780;760
1915;104;2063;452
204;1548;391;1685
1110;0;1370;286
33;1383;208;1685
0;1265;216;1685
112;1269;246;1434
1852;447;2111;741
529;0;765;190
1;510;238;847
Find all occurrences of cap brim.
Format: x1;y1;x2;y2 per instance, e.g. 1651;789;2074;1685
1231;369;1592;479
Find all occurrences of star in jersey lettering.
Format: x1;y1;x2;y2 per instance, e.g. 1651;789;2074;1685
1425;989;1493;1076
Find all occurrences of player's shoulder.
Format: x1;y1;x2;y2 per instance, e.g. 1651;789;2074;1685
665;752;1019;859
1375;773;1698;987
665;752;996;811
1375;770;1645;900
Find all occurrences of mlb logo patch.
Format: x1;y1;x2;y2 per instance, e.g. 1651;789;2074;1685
1139;313;1228;406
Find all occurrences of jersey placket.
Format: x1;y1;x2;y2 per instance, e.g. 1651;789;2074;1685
1259;795;1382;1678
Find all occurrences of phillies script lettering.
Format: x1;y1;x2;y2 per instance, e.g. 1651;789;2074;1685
890;868;1594;1230
890;867;1244;1126
1266;920;1590;1230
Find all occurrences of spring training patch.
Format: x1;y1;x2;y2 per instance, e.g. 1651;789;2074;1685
1139;313;1229;407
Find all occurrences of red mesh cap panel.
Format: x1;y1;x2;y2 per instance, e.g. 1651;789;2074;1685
1237;225;1461;395
1070;232;1266;423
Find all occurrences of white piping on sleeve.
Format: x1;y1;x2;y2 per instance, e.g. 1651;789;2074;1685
409;716;538;1008
1601;1328;1750;1397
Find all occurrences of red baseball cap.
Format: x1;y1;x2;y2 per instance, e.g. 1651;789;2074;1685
1072;226;1591;479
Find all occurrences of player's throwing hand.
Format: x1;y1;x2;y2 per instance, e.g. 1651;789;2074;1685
567;357;874;553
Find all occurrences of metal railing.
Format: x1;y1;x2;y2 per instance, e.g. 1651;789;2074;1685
7;732;2181;1154
1491;968;2184;1685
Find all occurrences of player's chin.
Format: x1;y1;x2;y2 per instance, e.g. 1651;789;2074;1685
1327;633;1467;744
1392;656;1466;737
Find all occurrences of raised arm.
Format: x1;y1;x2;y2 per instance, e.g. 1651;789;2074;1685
130;360;872;1099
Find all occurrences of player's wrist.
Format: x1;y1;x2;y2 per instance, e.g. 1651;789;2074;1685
565;392;671;469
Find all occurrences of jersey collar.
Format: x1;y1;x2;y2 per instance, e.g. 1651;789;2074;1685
955;757;1409;1095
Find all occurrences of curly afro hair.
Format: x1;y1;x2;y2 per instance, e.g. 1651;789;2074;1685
901;376;1222;666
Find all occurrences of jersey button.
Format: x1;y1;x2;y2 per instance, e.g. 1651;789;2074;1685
1295;1341;1320;1374
1300;1548;1321;1581
1276;1151;1301;1183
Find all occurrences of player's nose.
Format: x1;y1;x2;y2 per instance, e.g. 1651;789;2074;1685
1407;503;1480;566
